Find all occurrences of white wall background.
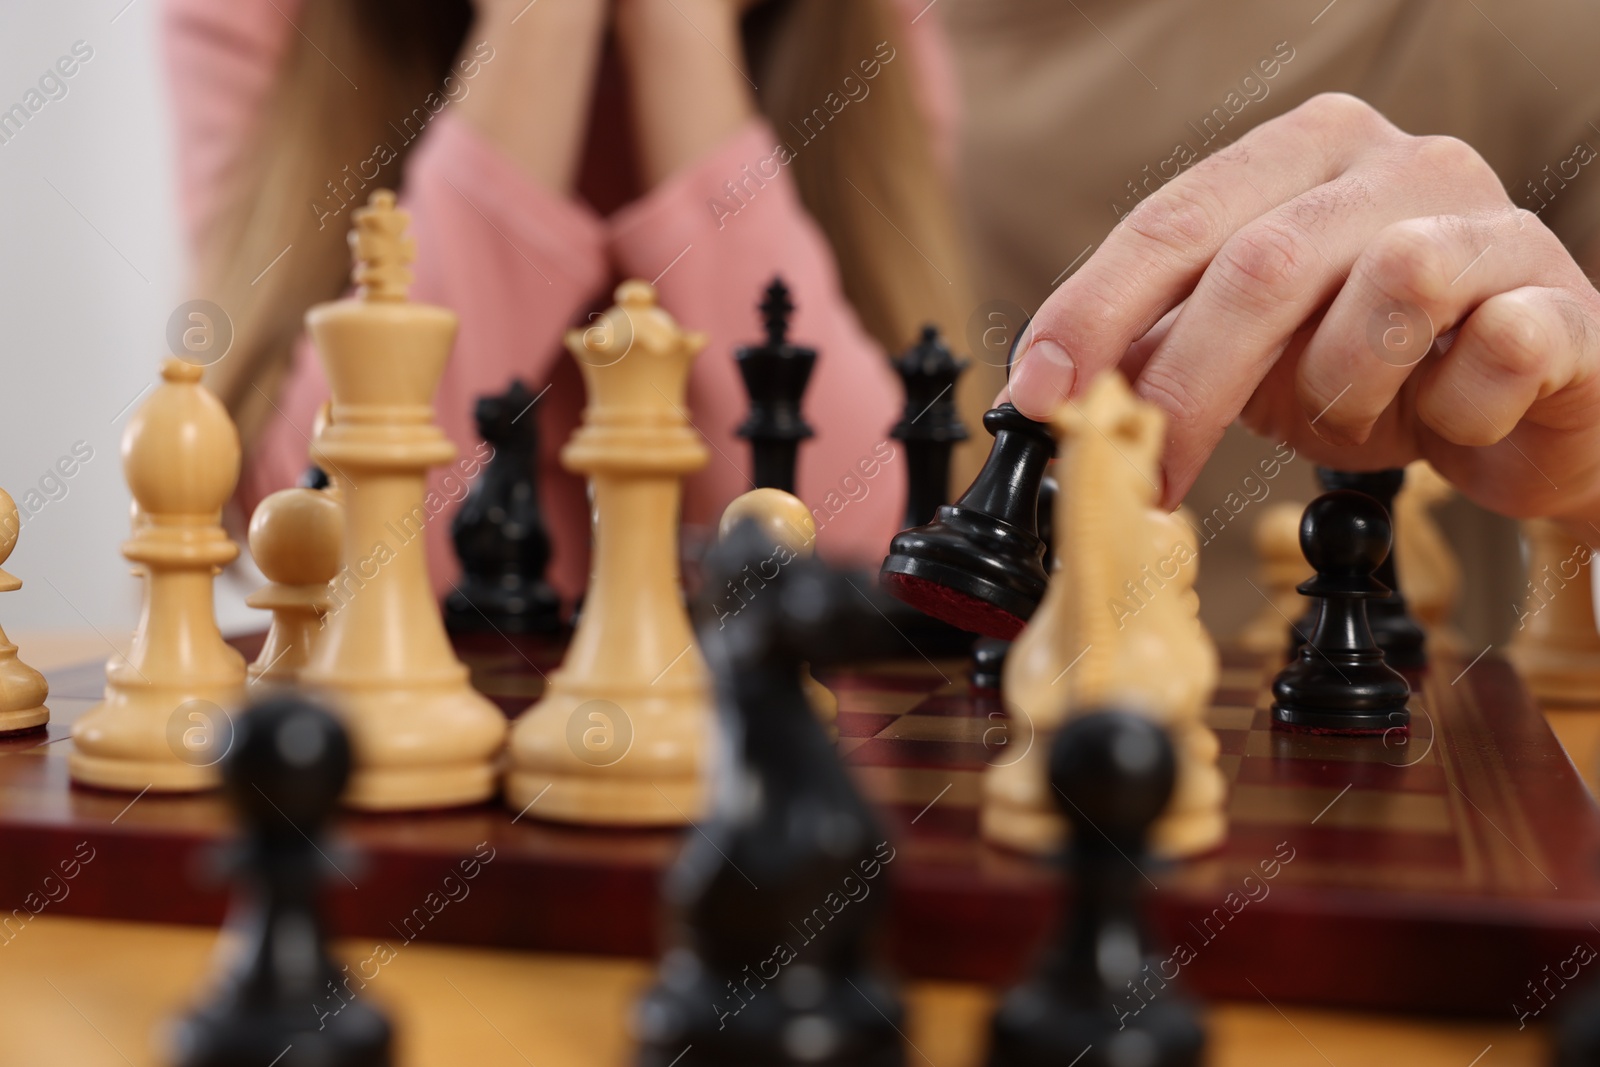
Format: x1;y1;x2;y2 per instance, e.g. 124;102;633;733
0;0;258;638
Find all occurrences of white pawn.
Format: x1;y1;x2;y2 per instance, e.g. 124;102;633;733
1238;501;1309;656
1509;518;1600;705
246;488;343;686
0;487;49;734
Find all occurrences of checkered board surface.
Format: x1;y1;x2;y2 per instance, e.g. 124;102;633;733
824;647;1552;899
7;636;1600;1015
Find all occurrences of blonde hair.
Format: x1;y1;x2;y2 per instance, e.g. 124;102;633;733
196;0;973;453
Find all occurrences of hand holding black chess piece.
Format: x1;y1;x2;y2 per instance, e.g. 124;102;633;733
1272;490;1411;734
880;402;1054;640
171;695;390;1067
1291;468;1426;668
988;708;1204;1067
634;520;905;1067
445;379;562;635
735;277;817;494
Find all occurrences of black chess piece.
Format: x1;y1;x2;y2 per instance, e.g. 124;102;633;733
298;465;330;491
1554;979;1600;1065
1272;490;1411;734
971;476;1057;691
971;637;1010;691
878;325;978;660
987;708;1204;1067
891;324;969;528
1291;468;1426;668
880;404;1054;640
635;521;905;1067
444;379;562;635
171;695;391;1067
735;278;816;494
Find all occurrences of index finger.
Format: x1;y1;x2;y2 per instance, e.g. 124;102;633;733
1006;93;1398;420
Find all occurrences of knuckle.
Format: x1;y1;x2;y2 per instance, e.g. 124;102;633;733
1468;298;1549;380
1123;184;1225;257
1409;134;1487;177
1363;222;1453;308
1295;92;1385;136
1297;380;1367;442
1034;280;1124;353
1213;218;1313;306
1417;391;1500;446
1135;363;1206;425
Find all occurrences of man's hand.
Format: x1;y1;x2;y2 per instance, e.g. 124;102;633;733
1007;93;1600;532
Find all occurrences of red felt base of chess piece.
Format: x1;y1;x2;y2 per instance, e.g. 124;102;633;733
880;571;1027;641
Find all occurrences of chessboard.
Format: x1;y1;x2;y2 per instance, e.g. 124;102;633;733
2;630;1596;1019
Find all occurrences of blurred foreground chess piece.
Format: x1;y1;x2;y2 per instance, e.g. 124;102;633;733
298;190;506;810
1508;518;1600;706
507;281;713;825
717;488;838;730
246;488;343;686
1555;971;1600;1067
880;402;1054;640
985;373;1223;858
633;519;904;1067
445;379;562;635
1272;491;1410;734
987;709;1204;1067
71;358;246;791
734;278;815;494
1239;500;1310;657
1292;469;1426;668
170;695;392;1067
0;487;49;734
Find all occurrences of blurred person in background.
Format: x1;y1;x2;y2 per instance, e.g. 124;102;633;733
162;0;974;608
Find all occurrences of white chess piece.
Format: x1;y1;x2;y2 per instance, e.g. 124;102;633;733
506;281;714;826
298;190;507;811
246;487;343;687
71;358;246;791
0;487;49;735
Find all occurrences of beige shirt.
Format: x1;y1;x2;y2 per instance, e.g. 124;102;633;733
944;0;1600;642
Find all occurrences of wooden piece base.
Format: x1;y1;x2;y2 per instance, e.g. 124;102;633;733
506;679;705;826
0;705;47;734
330;679;507;811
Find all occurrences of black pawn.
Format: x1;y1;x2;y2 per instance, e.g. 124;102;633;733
298;465;330;491
444;379;562;635
635;521;904;1067
880;404;1054;640
890;325;970;528
1272;490;1411;734
988;709;1204;1067
735;278;816;494
1554;981;1600;1064
1304;468;1426;668
172;696;390;1067
971;476;1057;691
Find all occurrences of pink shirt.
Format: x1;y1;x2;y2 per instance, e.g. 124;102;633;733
162;0;955;607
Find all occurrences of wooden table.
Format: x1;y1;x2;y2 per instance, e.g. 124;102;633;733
0;916;1547;1066
0;634;1578;1066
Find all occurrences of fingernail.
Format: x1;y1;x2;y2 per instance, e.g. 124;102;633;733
1010;340;1076;420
